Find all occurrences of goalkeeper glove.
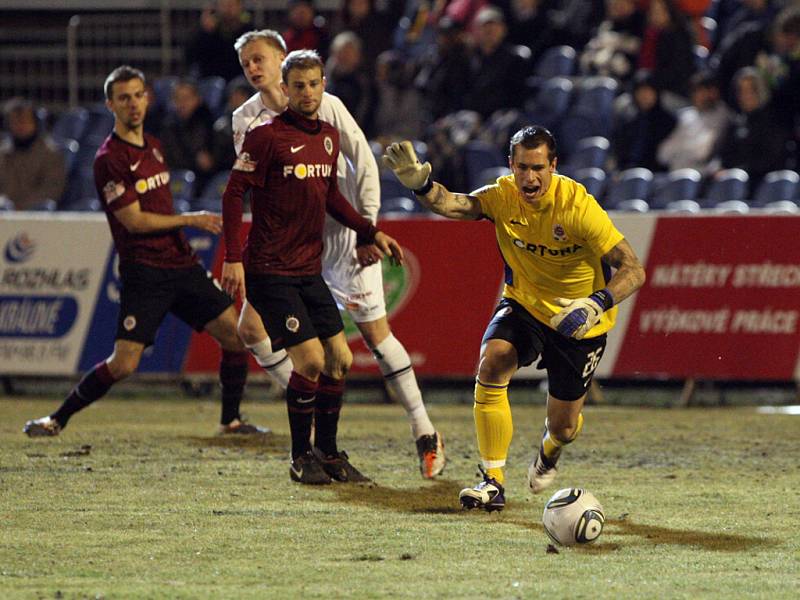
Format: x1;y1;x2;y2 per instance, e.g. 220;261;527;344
550;289;614;340
382;141;433;194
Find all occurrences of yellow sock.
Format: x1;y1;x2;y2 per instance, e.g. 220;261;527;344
542;413;584;460
474;379;513;484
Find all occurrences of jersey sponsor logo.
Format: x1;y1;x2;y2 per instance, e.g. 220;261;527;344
512;237;583;257
152;147;164;163
496;305;513;318
4;233;35;263
552;223;568;242
285;315;300;333
282;164;333;179
233;152;257;172
103;180;126;204
129;159;142;171
324;136;333;156
123;315;136;331
290;144;306;153
134;171;170;195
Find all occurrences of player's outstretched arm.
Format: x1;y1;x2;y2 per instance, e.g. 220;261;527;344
114;201;222;234
382;141;482;221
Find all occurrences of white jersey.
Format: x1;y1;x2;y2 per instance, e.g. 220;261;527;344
232;91;386;322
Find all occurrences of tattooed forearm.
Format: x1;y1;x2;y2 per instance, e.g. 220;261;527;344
415;183;482;220
603;239;646;304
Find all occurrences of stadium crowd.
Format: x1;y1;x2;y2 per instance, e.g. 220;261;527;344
1;0;799;213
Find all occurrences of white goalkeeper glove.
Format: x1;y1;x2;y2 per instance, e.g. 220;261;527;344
382;141;433;193
550;289;615;340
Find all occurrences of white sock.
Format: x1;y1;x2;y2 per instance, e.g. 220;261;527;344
373;334;435;439
245;338;292;389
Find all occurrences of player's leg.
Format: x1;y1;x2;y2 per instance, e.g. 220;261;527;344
237;300;293;389
527;331;606;494
204;304;268;435
24;340;143;436
356;316;445;479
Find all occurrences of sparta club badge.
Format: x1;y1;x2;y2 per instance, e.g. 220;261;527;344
552;223;568;242
285;315;300;333
324;136;333;156
123;315;137;331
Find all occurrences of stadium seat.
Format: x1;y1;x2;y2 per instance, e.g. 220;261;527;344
26;199;58;211
195;170;230;209
712;200;750;214
170;169;197;204
174;198;192;214
606;167;654;208
59;139;80;173
524;77;573;131
477;166;511;187
557;77;618;157
693;45;709;71
380;174;413;203
511;44;533;76
573;167;606;199
198;76;227;119
649;168;703;209
380;196;418;214
0;197;14;211
152;76;179;111
464;140;506;191
532;45;576;80
761;200;799;214
559;136;610;177
82;105;115;140
752;170;800;207
64;196;101;212
664;199;701;213
51;107;89;143
702;168;749;207
613;198;649;212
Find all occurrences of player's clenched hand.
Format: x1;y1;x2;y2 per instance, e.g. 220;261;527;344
185;211;222;234
356;244;383;267
550;290;614;339
373;231;404;266
221;261;246;300
382;141;432;191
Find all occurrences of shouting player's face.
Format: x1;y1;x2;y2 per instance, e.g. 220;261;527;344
106;78;148;131
239;39;284;92
282;67;325;118
510;144;557;206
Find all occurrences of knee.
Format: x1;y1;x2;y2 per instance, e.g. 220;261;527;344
237;316;263;346
478;348;517;384
548;415;580;443
107;355;138;380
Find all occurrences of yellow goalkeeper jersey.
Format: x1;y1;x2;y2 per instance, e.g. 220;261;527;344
474;173;624;337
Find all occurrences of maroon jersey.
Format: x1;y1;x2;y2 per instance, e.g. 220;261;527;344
222;109;376;276
94;133;196;269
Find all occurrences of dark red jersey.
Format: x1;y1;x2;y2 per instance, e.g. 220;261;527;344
222;109;376;276
94;132;196;269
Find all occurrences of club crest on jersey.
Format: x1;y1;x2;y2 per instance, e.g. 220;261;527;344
233;152;257;172
102;180;125;203
285;315;300;333
324;136;333;156
123;315;137;331
552;223;568;242
152;147;164;163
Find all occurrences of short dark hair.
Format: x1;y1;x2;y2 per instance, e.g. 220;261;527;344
281;49;324;83
690;70;719;91
509;126;557;162
776;6;800;37
104;65;146;100
234;29;287;56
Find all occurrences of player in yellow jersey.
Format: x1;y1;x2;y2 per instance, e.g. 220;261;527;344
383;126;646;511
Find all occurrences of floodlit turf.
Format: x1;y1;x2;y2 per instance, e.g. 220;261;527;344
1;391;799;599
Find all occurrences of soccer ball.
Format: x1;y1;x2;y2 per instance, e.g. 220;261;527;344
542;488;605;546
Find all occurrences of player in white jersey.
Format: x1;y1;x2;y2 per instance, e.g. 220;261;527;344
230;29;445;478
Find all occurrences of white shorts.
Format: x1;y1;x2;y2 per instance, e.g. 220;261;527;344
321;219;386;323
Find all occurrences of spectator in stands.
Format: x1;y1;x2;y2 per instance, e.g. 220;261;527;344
657;71;732;173
283;0;330;59
463;6;527;120
547;0;605;51
637;0;696;101
373;50;428;142
331;0;394;75
580;0;645;82
414;16;472;121
143;81;166;137
713;0;778;52
325;31;376;137
0;97;65;210
612;70;676;171
507;1;559;66
160;80;218;197
212;77;253;172
715;67;790;186
186;0;252;82
768;6;800;140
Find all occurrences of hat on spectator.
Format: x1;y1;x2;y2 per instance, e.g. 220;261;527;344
475;6;505;26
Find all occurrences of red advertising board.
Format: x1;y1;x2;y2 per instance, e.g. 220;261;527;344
613;216;800;380
183;218;505;376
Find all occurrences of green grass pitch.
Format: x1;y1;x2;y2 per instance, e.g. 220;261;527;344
1;389;798;598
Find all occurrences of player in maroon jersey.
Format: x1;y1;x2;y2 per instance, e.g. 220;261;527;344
221;50;403;484
23;65;265;438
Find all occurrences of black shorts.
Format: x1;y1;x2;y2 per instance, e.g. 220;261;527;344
117;262;232;346
245;273;343;351
481;298;607;401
